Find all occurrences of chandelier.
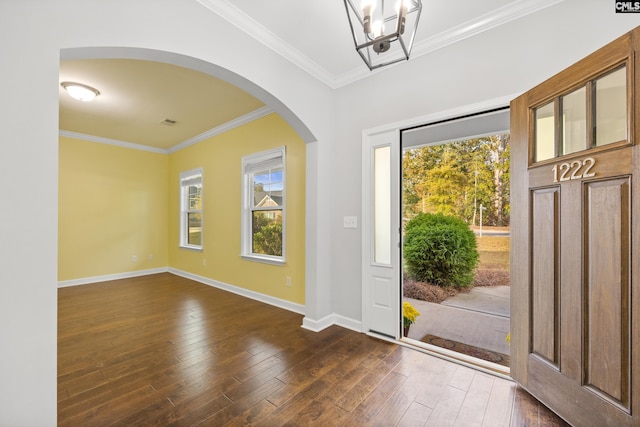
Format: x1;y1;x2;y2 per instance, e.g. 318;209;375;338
343;0;422;70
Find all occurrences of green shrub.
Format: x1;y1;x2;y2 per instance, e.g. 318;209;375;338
404;213;478;288
253;223;283;256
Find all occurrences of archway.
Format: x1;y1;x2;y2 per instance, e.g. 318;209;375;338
58;46;321;325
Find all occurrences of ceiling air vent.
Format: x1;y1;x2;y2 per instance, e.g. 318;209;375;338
160;118;177;126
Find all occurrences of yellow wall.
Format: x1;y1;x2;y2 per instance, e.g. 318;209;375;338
59;113;305;305
168;113;306;305
58;137;169;280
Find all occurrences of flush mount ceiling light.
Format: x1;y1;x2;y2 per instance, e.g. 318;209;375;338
343;0;422;70
60;81;100;102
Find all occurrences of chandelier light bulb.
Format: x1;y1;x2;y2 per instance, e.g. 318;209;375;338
371;20;384;37
361;0;376;11
395;0;408;34
395;0;408;14
361;0;376;35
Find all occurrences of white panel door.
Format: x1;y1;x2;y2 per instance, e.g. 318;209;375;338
362;129;401;338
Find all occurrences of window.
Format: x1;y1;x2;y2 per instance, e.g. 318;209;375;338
242;147;285;264
533;64;628;162
180;168;203;250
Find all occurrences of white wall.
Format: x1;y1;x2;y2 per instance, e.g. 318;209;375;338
0;3;60;425
0;1;336;425
0;0;637;424
329;0;639;321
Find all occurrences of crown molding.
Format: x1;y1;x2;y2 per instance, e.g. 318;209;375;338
195;0;337;88
60;106;273;154
195;0;564;89
167;106;273;153
411;0;565;59
59;130;169;154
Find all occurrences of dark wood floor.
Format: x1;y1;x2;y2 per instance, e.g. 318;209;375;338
58;273;569;426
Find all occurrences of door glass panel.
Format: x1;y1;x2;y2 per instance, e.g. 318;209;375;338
595;66;627;146
535;102;555;161
562;87;587;155
374;145;391;264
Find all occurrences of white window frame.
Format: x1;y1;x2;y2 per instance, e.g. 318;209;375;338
241;146;286;265
179;168;203;251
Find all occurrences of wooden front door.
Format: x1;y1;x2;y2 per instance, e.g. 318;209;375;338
510;27;640;425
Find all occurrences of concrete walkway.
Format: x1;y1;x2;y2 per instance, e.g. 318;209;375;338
405;286;511;355
441;285;510;317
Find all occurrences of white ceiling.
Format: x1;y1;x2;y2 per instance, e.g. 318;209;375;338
199;0;562;86
59;0;562;152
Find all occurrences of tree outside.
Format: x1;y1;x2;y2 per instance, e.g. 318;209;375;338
403;134;510;227
403;134;510;298
252;211;283;256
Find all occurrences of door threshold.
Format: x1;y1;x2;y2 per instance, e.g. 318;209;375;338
401;336;511;379
366;331;511;379
367;330;512;380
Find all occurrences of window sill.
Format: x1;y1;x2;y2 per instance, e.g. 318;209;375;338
179;245;203;252
241;254;285;266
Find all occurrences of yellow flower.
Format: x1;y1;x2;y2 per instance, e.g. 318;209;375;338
403;301;421;327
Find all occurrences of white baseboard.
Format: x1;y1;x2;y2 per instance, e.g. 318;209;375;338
302;313;362;333
301;314;335;332
168;268;305;315
58;267;362;335
333;314;362;332
57;267;169;288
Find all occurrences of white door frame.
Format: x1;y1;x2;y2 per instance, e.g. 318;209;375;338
361;95;516;340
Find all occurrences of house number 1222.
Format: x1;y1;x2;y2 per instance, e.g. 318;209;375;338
552;157;596;183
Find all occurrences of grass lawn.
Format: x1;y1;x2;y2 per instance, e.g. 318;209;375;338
476;235;509;271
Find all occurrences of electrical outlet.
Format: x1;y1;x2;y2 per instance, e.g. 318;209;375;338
203;259;207;266
343;216;358;229
286;276;292;287
148;254;153;261
132;255;137;262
